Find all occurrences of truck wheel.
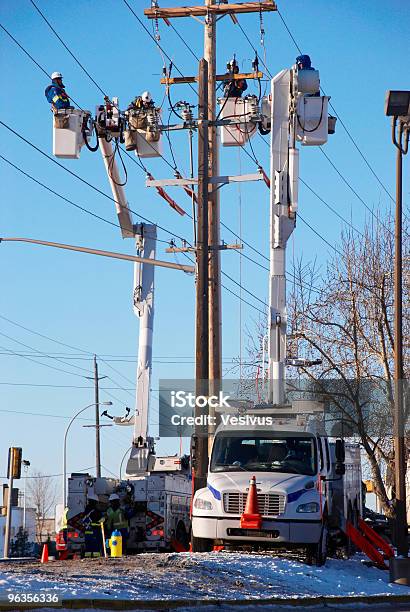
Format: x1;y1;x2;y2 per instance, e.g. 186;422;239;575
191;535;213;553
306;521;328;566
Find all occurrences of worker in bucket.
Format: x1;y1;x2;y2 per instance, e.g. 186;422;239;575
223;57;247;98
83;492;104;558
296;54;314;71
128;91;155;112
45;72;72;112
105;494;129;553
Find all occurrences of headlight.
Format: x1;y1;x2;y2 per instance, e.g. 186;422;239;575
194;497;213;510
296;502;319;513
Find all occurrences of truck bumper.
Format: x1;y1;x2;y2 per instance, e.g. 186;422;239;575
192;515;322;544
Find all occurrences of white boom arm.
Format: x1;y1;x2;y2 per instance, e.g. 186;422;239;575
268;69;297;405
132;224;156;445
268;66;329;404
99;137;134;238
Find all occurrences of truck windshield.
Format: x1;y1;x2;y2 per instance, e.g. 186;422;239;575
210;434;317;476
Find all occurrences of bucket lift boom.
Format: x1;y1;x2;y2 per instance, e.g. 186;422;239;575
268;65;332;404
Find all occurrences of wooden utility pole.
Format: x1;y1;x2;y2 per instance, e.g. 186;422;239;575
94;355;101;478
194;58;209;494
204;0;220;449
144;0;277;477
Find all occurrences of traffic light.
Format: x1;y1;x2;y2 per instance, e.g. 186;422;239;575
7;447;22;480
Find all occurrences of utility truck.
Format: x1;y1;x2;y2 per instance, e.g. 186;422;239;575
51;93;193;555
191;59;369;564
192;403;361;565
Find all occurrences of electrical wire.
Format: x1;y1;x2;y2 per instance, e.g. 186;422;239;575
0;382;132;389
0;120;187;245
30;0;108;98
168;21;200;62
299;176;365;238
0;331;92;375
0;22;85;112
0;343;88;379
0;155;123;232
297;214;345;258
276;8;395;204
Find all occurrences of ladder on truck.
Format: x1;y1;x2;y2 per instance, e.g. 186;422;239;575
344;517;394;569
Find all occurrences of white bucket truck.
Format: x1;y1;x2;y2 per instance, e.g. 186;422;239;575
192;402;361;565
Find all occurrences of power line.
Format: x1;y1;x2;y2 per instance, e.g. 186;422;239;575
298;214;345;258
0;313;91;355
299;176;365;238
0;22;50;78
257;133;365;238
0;382;132;389
221;271;268;309
30;0;108;98
276;8;394;204
0;22;85;112
0;467;95;480
0;155;123;232
0;343;89;379
0;330;92;374
168;21;200;62
0;120;188;245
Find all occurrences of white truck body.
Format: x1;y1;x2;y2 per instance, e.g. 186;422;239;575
66;465;191;553
192;410;361;551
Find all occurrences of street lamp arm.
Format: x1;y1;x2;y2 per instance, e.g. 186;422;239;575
392;116;410;156
63;401;112;506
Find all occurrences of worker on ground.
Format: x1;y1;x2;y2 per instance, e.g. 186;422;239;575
83;492;104;558
223;58;247;98
45;72;72;112
105;493;129;553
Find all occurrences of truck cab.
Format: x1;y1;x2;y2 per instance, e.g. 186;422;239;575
192;407;357;565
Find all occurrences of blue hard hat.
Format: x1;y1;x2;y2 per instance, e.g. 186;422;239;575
296;54;312;69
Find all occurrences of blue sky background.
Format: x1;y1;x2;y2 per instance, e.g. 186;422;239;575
0;0;409;501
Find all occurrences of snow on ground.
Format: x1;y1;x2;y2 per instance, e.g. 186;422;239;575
0;552;409;602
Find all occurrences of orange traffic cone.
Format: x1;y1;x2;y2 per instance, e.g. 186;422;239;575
41;544;49;563
240;476;262;530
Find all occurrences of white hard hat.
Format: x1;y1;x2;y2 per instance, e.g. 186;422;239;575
51;71;63;80
88;491;99;502
141;91;152;103
109;493;120;501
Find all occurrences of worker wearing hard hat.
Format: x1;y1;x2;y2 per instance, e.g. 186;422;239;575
45;72;71;112
125;91;156;151
295;55;320;96
83;492;104;558
223;58;248;98
105;493;130;553
128;91;155;111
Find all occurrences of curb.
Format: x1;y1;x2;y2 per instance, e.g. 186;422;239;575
1;594;410;610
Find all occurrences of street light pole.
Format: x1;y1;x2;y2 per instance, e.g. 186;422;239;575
393;116;407;558
63;401;112;506
385;90;410;584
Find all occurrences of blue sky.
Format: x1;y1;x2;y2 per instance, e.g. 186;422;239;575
0;1;409;499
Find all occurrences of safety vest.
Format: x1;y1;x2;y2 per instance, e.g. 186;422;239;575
106;507;128;531
45;84;71;110
61;507;68;529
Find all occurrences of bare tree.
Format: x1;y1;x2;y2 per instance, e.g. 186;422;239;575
27;472;58;544
244;212;409;518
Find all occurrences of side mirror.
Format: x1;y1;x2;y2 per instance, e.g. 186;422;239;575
335;439;345;462
335;462;346;476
